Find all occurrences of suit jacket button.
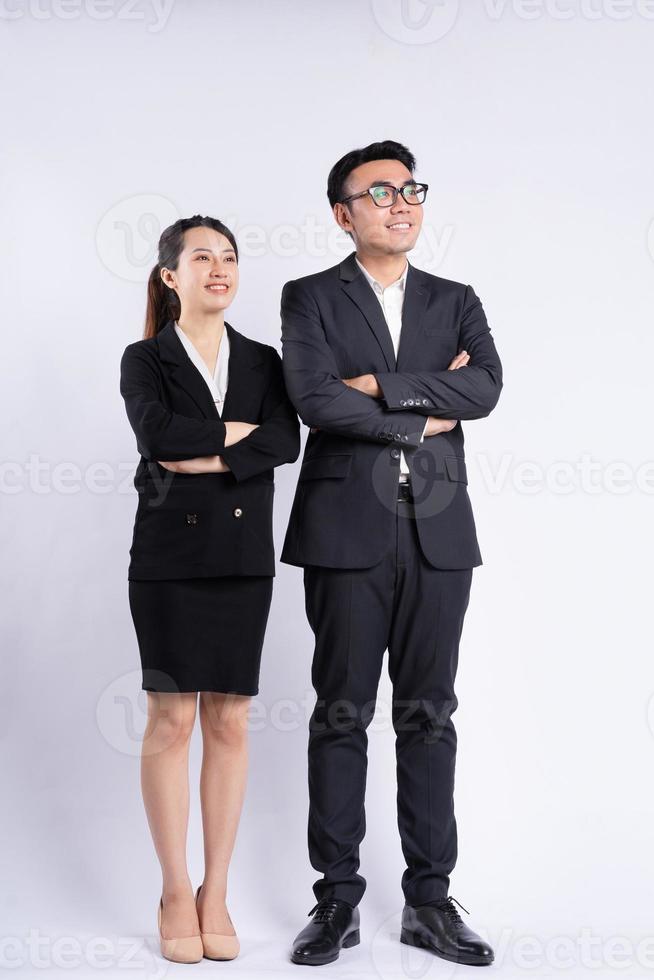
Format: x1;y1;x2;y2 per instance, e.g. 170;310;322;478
422;398;430;406
391;448;401;459
399;399;407;407
407;399;414;406
185;513;199;526
394;433;402;441
233;507;243;518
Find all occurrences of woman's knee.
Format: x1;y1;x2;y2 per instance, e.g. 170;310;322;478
143;692;197;746
199;692;250;746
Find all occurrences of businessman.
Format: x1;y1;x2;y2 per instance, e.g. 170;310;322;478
281;140;502;967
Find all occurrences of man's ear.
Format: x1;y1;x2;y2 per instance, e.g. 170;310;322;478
333;203;350;232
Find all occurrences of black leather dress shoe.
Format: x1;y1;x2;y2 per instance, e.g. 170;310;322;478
401;896;494;966
291;898;360;966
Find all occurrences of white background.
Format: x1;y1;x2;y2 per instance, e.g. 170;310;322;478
3;1;654;978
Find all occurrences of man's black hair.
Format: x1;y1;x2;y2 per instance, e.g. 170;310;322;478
327;140;416;208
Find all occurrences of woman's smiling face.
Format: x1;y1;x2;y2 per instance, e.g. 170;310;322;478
161;225;239;315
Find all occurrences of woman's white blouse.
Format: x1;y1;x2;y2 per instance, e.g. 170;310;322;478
174;321;230;416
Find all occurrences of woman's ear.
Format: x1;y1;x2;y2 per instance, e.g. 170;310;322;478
160;267;176;290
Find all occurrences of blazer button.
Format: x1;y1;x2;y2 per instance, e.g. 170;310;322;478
422;398;430;406
233;507;243;518
185;513;199;526
391;448;401;459
407;399;414;406
394;433;402;441
399;399;407;407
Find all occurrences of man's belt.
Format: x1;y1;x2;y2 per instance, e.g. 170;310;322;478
397;480;414;503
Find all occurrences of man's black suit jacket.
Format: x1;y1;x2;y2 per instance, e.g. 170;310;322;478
120;320;300;580
280;251;503;570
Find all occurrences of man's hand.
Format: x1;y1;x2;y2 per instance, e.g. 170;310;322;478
423;350;470;437
157;455;231;474
224;421;259;446
342;374;382;398
448;350;469;370
342;351;468;399
423;417;458;437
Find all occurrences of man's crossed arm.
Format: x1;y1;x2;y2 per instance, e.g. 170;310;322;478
280;278;502;444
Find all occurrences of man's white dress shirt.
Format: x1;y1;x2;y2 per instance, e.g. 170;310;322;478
174;321;230;417
355;257;427;476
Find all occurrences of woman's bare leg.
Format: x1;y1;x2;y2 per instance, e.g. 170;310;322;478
140;691;200;939
197;691;251;935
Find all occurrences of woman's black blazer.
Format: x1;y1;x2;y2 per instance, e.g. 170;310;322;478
120;319;300;580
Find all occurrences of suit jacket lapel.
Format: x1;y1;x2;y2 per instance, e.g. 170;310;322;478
220;323;264;420
156;320;263;422
339;251;397;371
339;251;431;371
396;263;430;368
157;321;219;418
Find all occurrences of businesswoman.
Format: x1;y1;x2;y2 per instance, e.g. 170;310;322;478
119;215;300;963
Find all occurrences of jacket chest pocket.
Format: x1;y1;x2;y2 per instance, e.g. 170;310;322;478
422;325;460;366
133;488;212;565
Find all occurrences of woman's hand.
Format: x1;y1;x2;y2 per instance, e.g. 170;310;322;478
224;421;259;446
157;455;231;474
157;419;261;470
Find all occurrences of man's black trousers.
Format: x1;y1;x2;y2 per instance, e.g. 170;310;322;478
303;494;474;909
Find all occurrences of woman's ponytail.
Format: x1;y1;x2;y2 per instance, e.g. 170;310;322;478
143;264;179;340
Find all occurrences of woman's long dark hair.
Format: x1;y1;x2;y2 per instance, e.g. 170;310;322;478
144;215;239;339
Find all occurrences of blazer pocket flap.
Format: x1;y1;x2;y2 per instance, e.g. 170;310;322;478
444;455;468;484
299;453;353;481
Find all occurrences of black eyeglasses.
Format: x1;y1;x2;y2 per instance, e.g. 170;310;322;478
340;180;429;208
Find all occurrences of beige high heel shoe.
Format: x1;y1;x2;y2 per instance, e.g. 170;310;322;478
157;896;203;963
195;884;240;960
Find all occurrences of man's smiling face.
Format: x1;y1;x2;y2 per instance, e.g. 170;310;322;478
334;158;424;256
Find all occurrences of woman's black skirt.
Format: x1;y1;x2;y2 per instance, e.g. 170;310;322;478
128;575;273;695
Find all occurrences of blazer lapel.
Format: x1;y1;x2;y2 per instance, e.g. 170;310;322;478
156;320;263;421
339;251;397;371
157;321;219;418
220;323;264;420
339;251;431;371
396;263;430;368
